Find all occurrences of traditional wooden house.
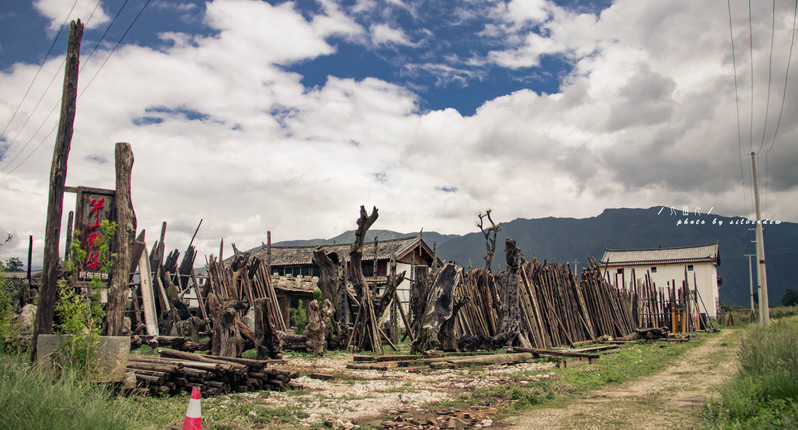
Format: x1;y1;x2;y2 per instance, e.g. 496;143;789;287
599;243;721;318
245;234;441;324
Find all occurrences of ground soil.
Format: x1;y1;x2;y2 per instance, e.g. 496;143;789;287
501;329;740;429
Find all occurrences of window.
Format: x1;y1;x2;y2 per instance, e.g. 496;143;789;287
687;265;694;271
651;267;657;273
617;268;623;274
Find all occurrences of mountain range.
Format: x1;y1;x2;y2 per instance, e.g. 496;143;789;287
274;207;797;308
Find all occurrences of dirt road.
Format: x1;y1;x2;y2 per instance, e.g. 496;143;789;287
503;329;740;429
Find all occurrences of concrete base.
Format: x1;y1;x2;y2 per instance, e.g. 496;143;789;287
37;334;129;382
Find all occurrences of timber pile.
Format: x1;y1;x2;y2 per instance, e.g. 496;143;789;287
446;252;636;350
125;349;296;396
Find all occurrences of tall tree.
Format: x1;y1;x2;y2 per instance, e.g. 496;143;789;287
478;209;501;272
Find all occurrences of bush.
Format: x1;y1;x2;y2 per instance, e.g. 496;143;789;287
704;318;798;427
783;289;798;307
0;355;142;429
290;299;308;335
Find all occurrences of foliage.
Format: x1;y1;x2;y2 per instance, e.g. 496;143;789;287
0;266;18;354
313;288;323;306
290;299;308;335
4;257;23;272
55;220;116;372
704;318;798;428
0;354;141;429
783;288;798;307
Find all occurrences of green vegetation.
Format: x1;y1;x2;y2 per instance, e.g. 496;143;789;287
783;289;798;307
0;355;141;430
704;317;798;429
289;300;307;335
56;221;116;372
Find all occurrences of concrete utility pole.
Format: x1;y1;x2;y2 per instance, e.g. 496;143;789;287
745;253;756;320
751;152;770;328
31;20;84;361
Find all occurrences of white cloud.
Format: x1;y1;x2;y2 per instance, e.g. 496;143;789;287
1;0;797;268
34;0;111;32
370;23;415;46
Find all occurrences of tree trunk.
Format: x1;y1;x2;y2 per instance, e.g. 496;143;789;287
32;20;84;362
498;239;522;345
305;300;325;356
106;142;136;335
348;206;382;354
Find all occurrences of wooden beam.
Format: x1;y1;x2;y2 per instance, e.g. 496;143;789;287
106;142;136;335
32;20;84;361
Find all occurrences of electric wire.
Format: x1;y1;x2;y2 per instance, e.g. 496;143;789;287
0;0;105;174
1;0;153;178
766;0;798;154
757;0;776;154
728;0;751;215
0;0;79;139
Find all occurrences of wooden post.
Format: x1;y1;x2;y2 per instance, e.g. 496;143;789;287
106;142;136;335
31;20;84;361
64;211;74;261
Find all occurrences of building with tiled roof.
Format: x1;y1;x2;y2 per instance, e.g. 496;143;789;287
600;243;721;318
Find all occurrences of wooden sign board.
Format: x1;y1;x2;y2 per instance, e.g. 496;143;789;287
73;186;115;281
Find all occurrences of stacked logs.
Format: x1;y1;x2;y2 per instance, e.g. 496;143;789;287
449;255;636;350
125;349;296;396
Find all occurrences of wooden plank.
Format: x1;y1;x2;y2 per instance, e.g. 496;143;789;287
138;242;159;336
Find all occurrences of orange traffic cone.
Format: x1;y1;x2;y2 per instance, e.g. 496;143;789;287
182;387;202;430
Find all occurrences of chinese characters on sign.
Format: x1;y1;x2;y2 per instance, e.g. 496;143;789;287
74;187;115;281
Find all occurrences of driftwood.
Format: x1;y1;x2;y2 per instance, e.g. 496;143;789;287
412;264;465;352
347;206;383;354
254;298;281;359
305;300;326;356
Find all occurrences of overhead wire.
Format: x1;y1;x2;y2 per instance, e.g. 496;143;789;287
757;0;776;154
728;0;751;215
0;0;104;174
1;0;153;178
766;0;798;154
0;0;79;139
748;0;754;155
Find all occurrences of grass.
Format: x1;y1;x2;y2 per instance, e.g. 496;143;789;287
422;335;705;419
0;355;142;430
703;316;798;429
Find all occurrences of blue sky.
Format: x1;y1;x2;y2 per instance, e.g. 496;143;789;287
1;0;797;265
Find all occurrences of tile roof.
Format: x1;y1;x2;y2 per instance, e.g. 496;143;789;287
240;234;428;266
600;243;720;266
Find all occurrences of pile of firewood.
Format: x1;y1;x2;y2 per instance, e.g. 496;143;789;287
125;349;296;396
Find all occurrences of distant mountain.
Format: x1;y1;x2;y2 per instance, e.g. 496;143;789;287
273;208;797;307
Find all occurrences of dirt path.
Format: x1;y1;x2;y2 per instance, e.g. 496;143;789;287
503;330;740;430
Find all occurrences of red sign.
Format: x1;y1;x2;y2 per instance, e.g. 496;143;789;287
74;187;115;281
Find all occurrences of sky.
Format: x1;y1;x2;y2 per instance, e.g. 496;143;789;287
1;0;797;268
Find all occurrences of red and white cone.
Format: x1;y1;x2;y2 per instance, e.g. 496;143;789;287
182;387;202;430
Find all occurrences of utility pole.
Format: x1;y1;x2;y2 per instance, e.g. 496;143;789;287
751;152;770;327
744;253;756;320
31;20;84;361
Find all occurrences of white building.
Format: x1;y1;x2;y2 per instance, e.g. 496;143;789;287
599;243;721;318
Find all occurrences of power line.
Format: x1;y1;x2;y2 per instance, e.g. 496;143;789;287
1;0;153;178
728;0;751;215
0;0;106;174
766;0;798;154
0;0;79;138
757;0;776;154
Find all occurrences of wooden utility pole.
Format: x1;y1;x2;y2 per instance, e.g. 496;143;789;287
751;152;770;327
106;142;136;335
31;20;84;361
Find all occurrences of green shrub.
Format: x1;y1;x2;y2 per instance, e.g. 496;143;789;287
290;299;308;335
704;318;798;427
0;355;141;429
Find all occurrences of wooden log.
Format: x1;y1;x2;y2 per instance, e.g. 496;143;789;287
305;300;326;356
428;352;537;369
510;347;600;359
107;142;136;336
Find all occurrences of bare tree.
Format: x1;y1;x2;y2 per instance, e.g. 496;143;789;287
478;209;502;272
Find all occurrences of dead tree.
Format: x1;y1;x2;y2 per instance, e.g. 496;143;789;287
106;142;136;335
305;300;326;356
412;263;466;352
497;239;524;347
312;247;347;345
478;209;501;272
254;298;281;359
347;206;383;354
